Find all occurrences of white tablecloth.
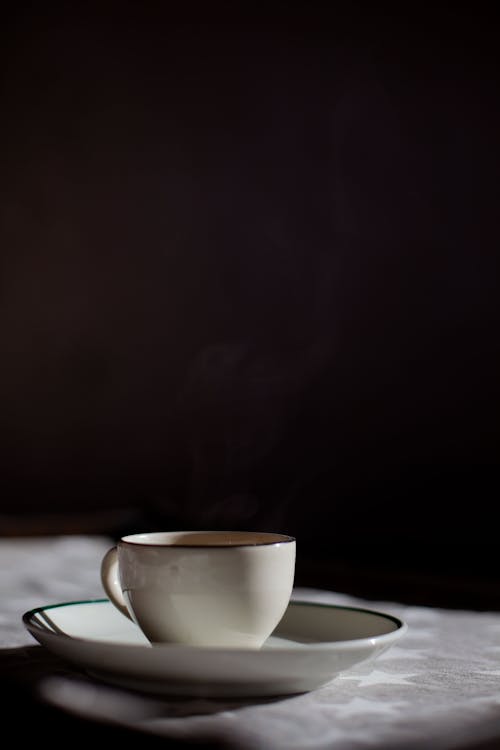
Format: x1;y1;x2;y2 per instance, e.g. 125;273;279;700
2;535;500;749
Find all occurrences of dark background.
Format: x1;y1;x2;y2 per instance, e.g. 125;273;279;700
1;2;499;603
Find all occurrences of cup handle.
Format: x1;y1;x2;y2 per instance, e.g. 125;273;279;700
100;546;132;620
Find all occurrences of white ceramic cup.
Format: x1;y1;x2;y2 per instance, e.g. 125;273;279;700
101;530;296;648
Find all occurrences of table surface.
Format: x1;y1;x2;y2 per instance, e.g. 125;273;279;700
3;534;500;750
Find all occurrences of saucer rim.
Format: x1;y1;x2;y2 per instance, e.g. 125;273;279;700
23;598;407;652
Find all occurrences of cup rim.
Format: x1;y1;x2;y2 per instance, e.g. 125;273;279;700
119;530;296;548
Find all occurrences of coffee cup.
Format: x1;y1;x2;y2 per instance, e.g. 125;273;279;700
100;530;296;648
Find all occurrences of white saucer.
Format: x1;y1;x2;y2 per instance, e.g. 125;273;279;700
23;599;407;698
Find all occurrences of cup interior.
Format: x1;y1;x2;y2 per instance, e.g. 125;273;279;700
121;531;295;547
